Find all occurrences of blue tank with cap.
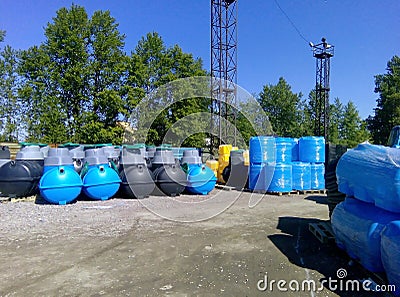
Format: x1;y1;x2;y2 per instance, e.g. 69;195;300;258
181;149;216;195
81;148;121;200
39;148;82;205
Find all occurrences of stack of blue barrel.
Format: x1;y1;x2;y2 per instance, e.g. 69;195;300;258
269;137;292;192
333;143;400;295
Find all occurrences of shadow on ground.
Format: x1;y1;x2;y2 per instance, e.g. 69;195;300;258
268;197;389;297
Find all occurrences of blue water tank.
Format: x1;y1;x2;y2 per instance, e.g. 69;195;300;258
275;137;292;163
39;148;82;205
185;164;217;195
299;136;325;163
249;163;274;191
336;143;400;211
331;198;400;273
82;149;121;200
249;136;276;164
292;162;311;190
381;221;400;297
292;138;299;162
268;163;292;193
310;163;325;190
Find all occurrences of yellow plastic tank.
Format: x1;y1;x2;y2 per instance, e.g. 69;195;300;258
243;150;249;166
206;160;219;177
218;144;232;156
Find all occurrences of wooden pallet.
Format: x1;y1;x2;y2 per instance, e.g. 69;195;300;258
298;189;327;195
309;221;335;244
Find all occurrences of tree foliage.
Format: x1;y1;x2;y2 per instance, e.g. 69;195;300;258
367;56;400;144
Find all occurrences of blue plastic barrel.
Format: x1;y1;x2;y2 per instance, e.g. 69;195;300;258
299;136;325;163
336;143;400;211
249;163;274;191
249;136;276;164
331;198;400;273
292;138;299;162
268;163;292;193
381;221;400;297
291;162;311;190
275;137;292;163
310;163;325;190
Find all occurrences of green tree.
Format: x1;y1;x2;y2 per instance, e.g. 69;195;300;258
258;77;303;137
328;97;344;144
341;101;370;147
0;30;5;43
367;56;400;144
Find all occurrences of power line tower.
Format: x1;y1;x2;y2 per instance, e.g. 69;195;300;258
210;0;238;151
310;37;334;142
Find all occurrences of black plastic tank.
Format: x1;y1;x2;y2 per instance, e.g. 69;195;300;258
151;148;187;196
222;150;248;190
0;160;43;197
119;148;155;199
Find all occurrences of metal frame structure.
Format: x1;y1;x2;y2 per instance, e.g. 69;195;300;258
311;37;334;142
210;0;238;151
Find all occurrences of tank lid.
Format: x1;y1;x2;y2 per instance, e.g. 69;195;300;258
120;147;146;165
181;149;202;165
152;149;176;165
84;148;108;165
68;146;85;159
44;148;73;166
101;146;120;159
16;145;44;160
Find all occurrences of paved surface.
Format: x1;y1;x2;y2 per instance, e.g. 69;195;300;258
0;191;384;296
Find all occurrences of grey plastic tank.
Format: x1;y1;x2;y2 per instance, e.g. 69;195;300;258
16;145;44;167
101;146;121;170
181;149;202;165
119;148;155;199
68;146;85;173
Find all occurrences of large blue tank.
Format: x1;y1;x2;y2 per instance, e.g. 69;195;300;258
181;149;216;195
291;138;299;162
268;163;292;193
310;163;325;190
39;148;82;205
249;163;274;191
336;143;400;211
275;137;292;163
82;149;121;200
299;136;325;163
381;221;400;297
331;198;400;273
291;162;311;190
249;136;276;164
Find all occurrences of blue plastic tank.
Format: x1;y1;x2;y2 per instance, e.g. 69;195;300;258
268;163;292;193
331;198;400;273
82;149;121;200
336;143;400;210
39;148;83;205
275;137;292;163
299;136;325;163
249;136;276;164
249;163;274;191
310;163;325;190
381;221;400;297
185;164;217;195
291;162;311;190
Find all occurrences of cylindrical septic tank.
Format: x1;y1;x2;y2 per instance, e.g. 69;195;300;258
249;163;275;191
268;163;292;193
81;149;121;200
331;198;400;273
291;162;311;191
291;138;299;162
275;137;292;163
222;150;249;190
0;160;43;197
381;221;400;297
119;148;155;199
181;150;216;195
249;136;276;164
298;136;325;163
336;143;400;211
151;148;186;196
16;145;45;168
101;146;121;170
310;163;325;190
39;148;83;205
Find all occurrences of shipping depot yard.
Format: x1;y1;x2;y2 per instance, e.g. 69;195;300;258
0;0;400;297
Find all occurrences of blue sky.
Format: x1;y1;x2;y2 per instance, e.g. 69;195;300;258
0;0;399;119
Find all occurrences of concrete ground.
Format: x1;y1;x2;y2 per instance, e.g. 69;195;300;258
0;190;384;297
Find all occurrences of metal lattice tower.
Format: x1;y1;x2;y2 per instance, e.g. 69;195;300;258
311;37;334;142
210;0;238;151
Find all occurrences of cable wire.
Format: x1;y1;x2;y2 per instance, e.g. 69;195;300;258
273;0;310;44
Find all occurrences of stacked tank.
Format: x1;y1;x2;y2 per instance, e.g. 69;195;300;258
334;143;400;295
181;149;216;195
268;138;292;192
